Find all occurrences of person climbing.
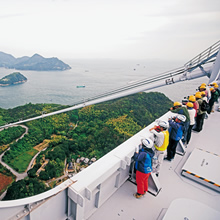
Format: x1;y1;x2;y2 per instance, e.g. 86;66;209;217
149;120;169;177
133;138;154;198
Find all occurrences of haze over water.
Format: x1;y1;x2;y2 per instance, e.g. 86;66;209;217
0;59;207;109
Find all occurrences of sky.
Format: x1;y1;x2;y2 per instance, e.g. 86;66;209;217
0;0;220;61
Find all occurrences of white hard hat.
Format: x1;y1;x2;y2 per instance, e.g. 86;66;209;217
158;120;169;129
142;138;153;149
176;114;186;122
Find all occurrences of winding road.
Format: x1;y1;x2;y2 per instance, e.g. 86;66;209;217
0;125;30;180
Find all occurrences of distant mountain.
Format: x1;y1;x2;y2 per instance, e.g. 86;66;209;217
0;52;71;71
0;72;27;86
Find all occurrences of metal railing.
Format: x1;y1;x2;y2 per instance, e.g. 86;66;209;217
184;40;220;71
0;40;219;129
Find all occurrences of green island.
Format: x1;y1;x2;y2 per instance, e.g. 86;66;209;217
0;92;172;200
0;72;27;86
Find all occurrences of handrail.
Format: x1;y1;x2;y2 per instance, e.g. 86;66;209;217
184;40;220;70
0;40;219;128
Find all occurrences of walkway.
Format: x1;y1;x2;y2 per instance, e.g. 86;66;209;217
88;109;220;220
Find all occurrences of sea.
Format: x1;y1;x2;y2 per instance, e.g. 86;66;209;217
0;59;207;110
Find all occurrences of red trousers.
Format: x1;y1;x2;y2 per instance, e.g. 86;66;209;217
136;170;151;195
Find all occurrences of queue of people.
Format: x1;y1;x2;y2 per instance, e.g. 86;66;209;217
132;82;219;199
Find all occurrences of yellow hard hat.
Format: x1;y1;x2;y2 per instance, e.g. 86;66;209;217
195;93;202;99
214;84;219;88
200;85;206;90
201;91;206;96
186;102;193;108
188;95;196;102
201;83;206;87
210;87;214;91
173;102;182;107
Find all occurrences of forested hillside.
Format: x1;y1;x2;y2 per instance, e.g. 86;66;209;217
0;92;173;200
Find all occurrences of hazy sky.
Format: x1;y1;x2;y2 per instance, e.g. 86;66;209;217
0;0;220;61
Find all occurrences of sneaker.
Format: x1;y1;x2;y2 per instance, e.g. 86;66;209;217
133;193;143;199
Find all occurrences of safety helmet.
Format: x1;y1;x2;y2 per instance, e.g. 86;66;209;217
201;91;206;96
173;102;182;107
188;95;196;102
214;84;219;88
195;93;202;99
213;82;218;86
142;138;153;149
201;83;206;87
186;102;193;108
210;87;214;91
200;85;206;90
158;120;169;130
176;114;186;122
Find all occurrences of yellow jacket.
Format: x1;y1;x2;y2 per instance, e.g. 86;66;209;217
155;130;169;151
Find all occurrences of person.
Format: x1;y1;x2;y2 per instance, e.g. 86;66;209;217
214;84;220;97
192;92;206;132
188;95;198;118
149;120;169;177
209;82;220;96
201;83;211;101
201;91;208;102
199;85;208;97
200;90;209;119
133;138;155;198
186;102;196;146
165;114;186;161
207;87;219;114
169;102;190;144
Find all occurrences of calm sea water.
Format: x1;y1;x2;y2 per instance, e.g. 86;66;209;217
0;59;207;109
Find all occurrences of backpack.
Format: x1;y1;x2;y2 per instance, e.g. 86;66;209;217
201;100;209;111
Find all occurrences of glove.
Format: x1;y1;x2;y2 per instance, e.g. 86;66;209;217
135;145;139;153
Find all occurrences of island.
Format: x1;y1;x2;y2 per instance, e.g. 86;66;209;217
0;72;27;86
0;52;71;71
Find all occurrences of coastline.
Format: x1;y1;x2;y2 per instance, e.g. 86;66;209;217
0;80;27;87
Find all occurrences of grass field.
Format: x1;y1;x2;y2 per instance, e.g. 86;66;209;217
10;149;38;173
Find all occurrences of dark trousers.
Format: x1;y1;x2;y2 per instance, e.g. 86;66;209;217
186;125;194;144
195;113;205;132
166;138;179;160
182;121;190;143
207;100;214;114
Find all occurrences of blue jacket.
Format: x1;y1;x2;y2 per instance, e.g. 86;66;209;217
168;119;184;141
133;148;154;174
